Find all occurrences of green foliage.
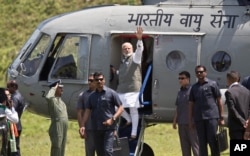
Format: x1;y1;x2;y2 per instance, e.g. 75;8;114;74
0;0;141;84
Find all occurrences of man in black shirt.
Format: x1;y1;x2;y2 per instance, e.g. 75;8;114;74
80;72;124;156
189;65;224;156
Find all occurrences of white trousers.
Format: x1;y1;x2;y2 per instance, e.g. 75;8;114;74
118;92;140;137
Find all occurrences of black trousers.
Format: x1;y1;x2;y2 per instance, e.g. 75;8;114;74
94;130;114;156
195;119;220;156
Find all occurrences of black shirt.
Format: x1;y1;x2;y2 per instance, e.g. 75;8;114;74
86;86;122;130
189;78;221;121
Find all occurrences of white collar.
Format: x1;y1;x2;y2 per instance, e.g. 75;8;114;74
229;82;239;89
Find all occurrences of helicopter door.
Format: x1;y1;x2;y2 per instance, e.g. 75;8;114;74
152;33;205;122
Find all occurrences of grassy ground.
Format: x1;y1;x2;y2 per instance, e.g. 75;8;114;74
20;111;230;156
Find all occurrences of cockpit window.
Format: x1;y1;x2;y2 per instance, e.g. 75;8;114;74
51;35;89;80
19;34;50;76
211;51;231;72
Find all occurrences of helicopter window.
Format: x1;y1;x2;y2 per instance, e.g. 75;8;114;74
166;50;185;71
51;35;89;80
211;51;231;72
19;34;50;76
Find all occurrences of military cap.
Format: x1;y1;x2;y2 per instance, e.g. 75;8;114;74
48;79;63;88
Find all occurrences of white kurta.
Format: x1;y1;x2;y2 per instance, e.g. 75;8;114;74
118;92;140;108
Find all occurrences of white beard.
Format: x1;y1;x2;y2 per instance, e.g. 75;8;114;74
123;52;133;57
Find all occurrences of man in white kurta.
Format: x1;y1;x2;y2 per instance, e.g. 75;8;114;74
116;27;144;139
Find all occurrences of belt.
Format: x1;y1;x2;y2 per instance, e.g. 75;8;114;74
51;117;68;121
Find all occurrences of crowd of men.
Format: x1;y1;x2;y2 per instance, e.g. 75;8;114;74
45;26;143;156
173;67;250;156
46;26;250;156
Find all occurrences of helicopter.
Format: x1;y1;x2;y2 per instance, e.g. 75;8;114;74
7;0;250;155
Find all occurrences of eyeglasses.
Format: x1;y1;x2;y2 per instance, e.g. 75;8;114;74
88;79;94;82
196;71;204;74
178;77;186;80
94;78;104;82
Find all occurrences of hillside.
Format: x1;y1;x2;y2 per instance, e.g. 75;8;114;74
0;0;141;85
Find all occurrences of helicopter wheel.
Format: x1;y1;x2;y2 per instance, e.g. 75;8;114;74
140;143;154;156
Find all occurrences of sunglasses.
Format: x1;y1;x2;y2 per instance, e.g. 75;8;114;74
88;79;94;82
94;78;104;81
196;71;204;74
178;77;186;80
